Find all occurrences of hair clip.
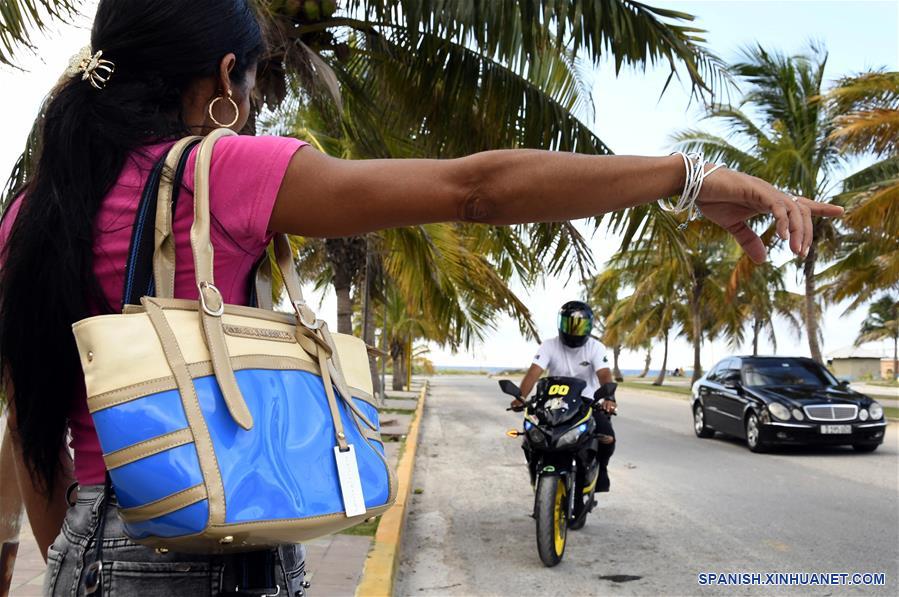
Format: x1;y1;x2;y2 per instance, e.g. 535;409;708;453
66;46;116;90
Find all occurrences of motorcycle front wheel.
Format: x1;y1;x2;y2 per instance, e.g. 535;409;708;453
535;473;567;567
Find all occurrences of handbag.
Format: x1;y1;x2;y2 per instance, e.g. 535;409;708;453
71;129;396;553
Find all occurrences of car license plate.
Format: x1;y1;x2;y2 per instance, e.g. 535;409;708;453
820;425;851;434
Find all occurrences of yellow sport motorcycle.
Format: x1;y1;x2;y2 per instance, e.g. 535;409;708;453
500;377;616;567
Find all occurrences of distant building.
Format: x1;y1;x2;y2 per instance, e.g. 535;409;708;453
883;357;897;381
827;345;894;380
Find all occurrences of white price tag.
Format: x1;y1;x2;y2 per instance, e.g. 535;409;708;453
334;445;367;517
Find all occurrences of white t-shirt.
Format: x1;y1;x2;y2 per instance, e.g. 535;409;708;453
531;336;610;398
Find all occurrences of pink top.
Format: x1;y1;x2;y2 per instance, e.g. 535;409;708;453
0;135;307;485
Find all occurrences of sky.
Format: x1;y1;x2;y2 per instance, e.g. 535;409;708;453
1;1;897;371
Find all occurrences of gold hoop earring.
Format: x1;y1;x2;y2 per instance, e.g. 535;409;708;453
208;89;239;128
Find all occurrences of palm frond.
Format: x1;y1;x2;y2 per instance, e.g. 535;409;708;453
345;0;731;99
0;0;79;66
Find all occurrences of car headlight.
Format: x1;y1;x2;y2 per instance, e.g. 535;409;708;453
859;408;869;421
869;403;883;420
791;408;805;421
557;423;588;448
768;403;791;421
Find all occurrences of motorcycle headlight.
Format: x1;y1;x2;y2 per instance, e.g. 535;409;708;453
768;403;791;421
791;408;805;421
859;408;869;421
869;403;883;420
557;423;588;448
527;426;546;446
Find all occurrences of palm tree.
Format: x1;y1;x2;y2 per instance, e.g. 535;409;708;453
828;71;899;157
856;295;898;381
678;223;734;383
718;256;804;356
587;268;624;381
605;237;689;386
674;44;843;364
821;71;899;305
636;343;652;378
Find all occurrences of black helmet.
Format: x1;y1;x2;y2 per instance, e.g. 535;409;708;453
558;301;594;348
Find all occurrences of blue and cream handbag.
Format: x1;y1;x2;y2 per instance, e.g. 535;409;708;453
72;129;396;552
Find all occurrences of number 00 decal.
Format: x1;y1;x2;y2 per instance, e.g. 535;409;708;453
548;384;570;396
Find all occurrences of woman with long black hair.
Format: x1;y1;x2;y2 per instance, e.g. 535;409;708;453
0;1;840;595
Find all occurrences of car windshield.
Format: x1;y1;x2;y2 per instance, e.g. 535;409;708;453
742;360;838;388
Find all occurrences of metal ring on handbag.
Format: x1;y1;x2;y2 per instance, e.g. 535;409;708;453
198;281;225;317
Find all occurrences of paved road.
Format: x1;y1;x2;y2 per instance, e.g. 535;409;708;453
396;376;899;596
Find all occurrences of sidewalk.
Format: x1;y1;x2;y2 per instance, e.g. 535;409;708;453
6;379;429;597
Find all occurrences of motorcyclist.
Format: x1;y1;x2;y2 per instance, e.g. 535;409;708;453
511;300;617;492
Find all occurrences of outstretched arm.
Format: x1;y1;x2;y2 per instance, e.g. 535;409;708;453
271;148;842;263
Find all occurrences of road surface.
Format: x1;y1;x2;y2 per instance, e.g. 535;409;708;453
395;376;899;596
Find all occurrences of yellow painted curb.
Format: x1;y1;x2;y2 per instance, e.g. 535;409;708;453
356;381;429;597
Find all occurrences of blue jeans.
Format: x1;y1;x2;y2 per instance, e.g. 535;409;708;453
43;485;306;596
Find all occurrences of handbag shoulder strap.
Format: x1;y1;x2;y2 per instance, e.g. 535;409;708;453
121;138;201;307
121;154;166;307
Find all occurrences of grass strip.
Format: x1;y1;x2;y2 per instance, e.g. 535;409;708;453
619;381;692;397
340;516;380;536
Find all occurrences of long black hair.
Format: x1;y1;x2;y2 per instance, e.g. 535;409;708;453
0;0;265;490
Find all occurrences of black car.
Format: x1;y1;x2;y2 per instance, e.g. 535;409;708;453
691;356;887;453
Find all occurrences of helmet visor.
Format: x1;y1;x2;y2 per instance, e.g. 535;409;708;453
558;313;592;337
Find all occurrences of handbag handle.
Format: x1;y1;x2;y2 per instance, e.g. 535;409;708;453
152;135;202;299
151;132;316;326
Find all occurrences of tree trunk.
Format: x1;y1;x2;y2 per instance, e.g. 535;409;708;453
325;237;366;335
802;241;824;363
690;285;703;385
335;285;353;335
653;332;669;386
638;348;651;378
752;319;761;356
612;345;624;382
360;243;381;398
405;337;413;390
390;340;405;391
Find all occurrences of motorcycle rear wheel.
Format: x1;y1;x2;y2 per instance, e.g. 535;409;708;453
535;474;567;566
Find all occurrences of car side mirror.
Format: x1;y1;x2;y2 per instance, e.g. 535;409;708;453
498;379;521;397
838;379;851;387
593;382;618;401
722;372;741;389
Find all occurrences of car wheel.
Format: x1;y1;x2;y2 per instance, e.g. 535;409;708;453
852;443;879;453
693;404;714;438
745;412;768;453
